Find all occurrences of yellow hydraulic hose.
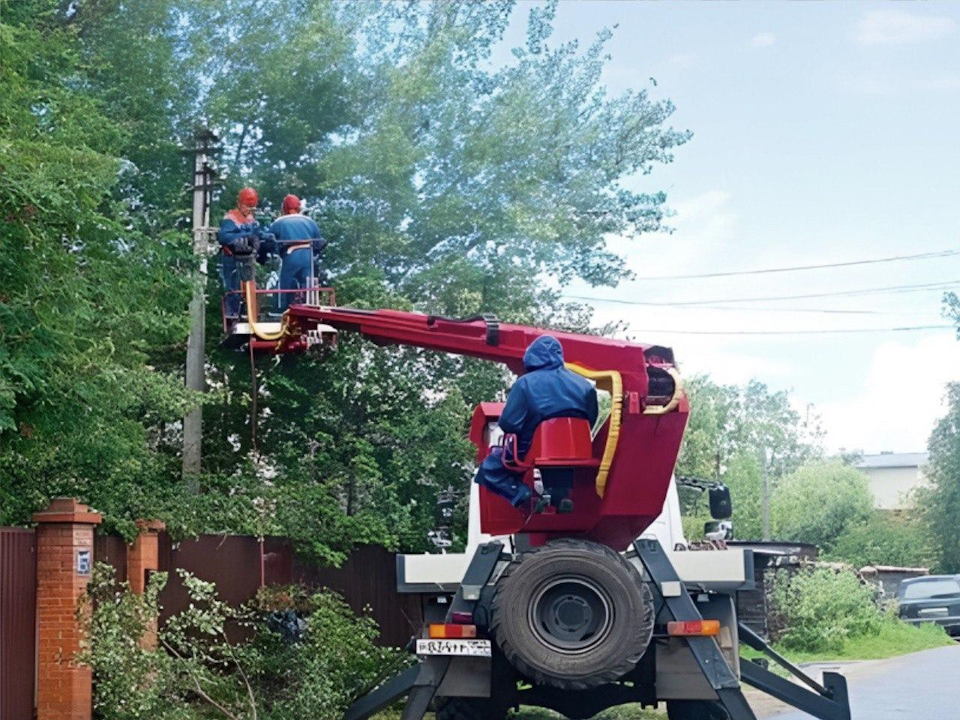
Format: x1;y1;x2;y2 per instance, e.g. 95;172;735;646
564;363;622;498
242;281;292;342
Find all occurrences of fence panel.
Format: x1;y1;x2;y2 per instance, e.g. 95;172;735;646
0;528;37;720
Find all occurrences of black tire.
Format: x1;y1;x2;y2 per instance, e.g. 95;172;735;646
666;700;730;720
435;697;508;720
491;538;654;690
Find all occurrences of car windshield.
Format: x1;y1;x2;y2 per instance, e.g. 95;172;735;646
902;578;960;600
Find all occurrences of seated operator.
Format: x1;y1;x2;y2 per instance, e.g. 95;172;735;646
266;194;328;312
475;335;598;512
218;187;273;320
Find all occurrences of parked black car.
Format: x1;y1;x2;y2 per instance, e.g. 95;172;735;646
898;575;960;636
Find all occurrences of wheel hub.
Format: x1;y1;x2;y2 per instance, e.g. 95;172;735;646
529;576;613;653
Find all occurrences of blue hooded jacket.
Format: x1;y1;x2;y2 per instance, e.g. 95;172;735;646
498;335;599;458
266;213;327;257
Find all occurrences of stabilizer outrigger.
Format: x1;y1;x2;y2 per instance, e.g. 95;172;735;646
345;539;851;720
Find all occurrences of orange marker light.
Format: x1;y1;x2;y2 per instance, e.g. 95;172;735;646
667;620;721;637
428;623;478;639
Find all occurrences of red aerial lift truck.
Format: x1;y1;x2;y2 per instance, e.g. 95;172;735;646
224;272;852;720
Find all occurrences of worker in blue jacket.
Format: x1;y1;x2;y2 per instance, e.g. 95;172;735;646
266;194;328;311
218;187;273;319
476;335;599;511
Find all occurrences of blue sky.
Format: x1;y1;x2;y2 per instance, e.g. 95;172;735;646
496;1;960;453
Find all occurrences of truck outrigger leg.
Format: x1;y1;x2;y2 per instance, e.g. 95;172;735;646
344;538;852;720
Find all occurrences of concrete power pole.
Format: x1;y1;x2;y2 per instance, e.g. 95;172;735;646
182;129;220;487
760;445;771;541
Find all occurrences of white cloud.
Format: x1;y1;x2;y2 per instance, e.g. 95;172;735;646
751;32;776;48
819;333;960;453
855;9;956;46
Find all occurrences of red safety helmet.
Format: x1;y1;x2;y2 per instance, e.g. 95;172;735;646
282;194;301;214
237;187;259;208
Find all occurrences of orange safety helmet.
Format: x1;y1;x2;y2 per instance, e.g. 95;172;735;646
282;194;301;214
237;187;259;208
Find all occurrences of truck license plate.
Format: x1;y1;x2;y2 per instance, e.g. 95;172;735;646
416;639;492;657
919;608;949;618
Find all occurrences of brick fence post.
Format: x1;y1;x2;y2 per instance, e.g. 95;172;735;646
33;498;102;720
127;519;165;595
127;519;166;648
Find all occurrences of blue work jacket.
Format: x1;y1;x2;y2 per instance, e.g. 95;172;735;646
266;213;327;257
499;335;599;459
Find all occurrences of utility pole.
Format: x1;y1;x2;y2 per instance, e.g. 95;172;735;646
760;445;771;541
182;129;220;488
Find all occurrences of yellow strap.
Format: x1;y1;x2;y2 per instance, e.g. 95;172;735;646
242;281;291;342
564;363;622;498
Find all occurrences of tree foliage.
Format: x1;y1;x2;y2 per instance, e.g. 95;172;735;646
917;382;960;573
771;462;874;550
0;1;194;535
1;1;689;559
828;512;936;570
677;375;824;481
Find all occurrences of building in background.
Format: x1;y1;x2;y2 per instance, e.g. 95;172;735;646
856;452;929;511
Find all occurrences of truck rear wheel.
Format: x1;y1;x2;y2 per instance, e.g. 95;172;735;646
491;538;654;690
666;700;729;720
435;697;508;720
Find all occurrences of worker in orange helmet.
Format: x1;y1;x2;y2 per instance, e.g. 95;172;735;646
266;194;327;312
218;187;272;319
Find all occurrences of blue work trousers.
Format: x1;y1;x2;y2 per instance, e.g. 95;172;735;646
475;448;530;507
220;253;241;318
278;248;314;311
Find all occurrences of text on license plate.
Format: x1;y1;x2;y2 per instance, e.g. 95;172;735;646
416;639;492;657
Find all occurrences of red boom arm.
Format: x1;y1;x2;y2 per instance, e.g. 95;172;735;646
284;305;689;550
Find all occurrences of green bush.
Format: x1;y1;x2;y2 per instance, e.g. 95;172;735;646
828;513;935;569
81;566;407;720
772;566;881;653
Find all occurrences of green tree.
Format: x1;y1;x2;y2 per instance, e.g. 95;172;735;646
0;1;194;535
771;462;874;550
1;1;691;560
187;0;690;557
828;513;935;569
724;452;763;541
677;375;824;481
917;382;960;573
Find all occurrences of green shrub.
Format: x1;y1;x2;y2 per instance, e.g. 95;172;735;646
828;513;935;569
772;566;881;653
81;566;407;720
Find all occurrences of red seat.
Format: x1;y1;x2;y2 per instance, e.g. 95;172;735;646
503;417;599;471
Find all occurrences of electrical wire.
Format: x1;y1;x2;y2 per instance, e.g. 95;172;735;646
628;325;953;336
566;280;960;307
628;249;960;281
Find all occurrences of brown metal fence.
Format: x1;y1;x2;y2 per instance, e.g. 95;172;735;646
147;534;421;647
0;528;36;720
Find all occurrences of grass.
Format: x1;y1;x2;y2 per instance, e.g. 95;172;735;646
743;618;954;666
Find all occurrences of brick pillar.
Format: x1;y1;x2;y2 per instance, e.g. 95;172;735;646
127;519;165;649
33;498;102;720
127;519;165;594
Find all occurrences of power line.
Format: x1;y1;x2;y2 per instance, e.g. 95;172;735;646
629;249;960;281
566;280;960;307
630;324;953;336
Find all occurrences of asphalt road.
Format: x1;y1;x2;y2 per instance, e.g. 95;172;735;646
755;645;960;720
